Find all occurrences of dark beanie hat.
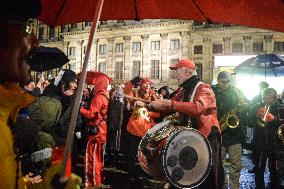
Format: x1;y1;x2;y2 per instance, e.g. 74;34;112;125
1;0;42;21
61;69;77;83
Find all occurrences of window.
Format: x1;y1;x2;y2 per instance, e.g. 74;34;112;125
193;21;203;26
69;47;76;56
83;46;86;54
115;62;123;79
151;60;160;79
133;61;141;78
194;45;203;54
116;43;124;52
49;27;55;40
98;62;106;73
252;42;263;52
132;42;141;52
38;27;44;40
69;63;76;71
274;42;284;52
213;44;222;54
99;44;107;55
70;23;77;29
151;41;160;50
169;59;179;79
196;64;203;80
60;25;66;32
232;43;243;53
85;22;92;27
170;39;180;49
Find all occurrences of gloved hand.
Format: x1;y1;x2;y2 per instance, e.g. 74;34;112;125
130;76;141;85
256;107;275;122
149;99;172;112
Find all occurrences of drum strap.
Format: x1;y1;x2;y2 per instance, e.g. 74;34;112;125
182;81;203;127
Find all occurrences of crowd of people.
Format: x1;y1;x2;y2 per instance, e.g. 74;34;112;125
1;1;284;189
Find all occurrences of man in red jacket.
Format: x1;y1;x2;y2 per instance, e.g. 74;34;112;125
150;59;223;189
80;71;111;188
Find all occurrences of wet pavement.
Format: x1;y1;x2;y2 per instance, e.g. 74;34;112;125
74;152;277;189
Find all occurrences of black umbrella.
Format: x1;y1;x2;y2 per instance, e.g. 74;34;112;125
233;54;284;78
27;46;69;72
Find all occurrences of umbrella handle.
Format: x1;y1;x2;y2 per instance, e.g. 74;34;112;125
60;0;105;178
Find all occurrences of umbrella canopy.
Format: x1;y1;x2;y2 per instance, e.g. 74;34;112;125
27;46;69;72
39;0;284;32
233;54;284;77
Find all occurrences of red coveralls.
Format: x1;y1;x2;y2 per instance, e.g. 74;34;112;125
80;73;110;187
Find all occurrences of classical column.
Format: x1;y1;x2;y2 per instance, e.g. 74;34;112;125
180;31;190;58
107;38;114;78
243;36;252;54
264;35;273;53
160;33;168;81
223;37;231;55
202;37;212;83
93;39;98;71
141;34;149;78
77;40;84;70
123;36;131;80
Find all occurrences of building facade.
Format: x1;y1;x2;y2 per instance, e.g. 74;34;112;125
32;19;284;88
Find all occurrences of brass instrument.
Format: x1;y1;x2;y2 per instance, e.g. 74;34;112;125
219;91;248;132
277;124;284;143
256;105;270;127
134;107;150;122
219;110;239;132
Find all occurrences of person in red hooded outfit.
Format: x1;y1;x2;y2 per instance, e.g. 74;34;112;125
80;71;111;188
124;77;160;180
150;59;223;189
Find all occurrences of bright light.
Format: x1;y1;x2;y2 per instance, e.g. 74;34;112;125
214;55;256;67
235;74;284;100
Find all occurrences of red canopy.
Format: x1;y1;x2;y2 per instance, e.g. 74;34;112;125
40;0;284;32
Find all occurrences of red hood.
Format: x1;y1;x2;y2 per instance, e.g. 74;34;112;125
84;71;112;95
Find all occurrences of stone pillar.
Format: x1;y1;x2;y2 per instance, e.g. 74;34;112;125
180;31;190;58
93;39;98;71
203;37;212;83
141;34;149;78
223;37;231;55
264;35;273;53
160;33;168;81
107;38;114;78
77;40;84;70
243;36;252;54
123;36;131;80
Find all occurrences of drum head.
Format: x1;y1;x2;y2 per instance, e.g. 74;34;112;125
162;128;212;188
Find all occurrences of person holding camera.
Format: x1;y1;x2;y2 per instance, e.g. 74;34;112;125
79;71;111;188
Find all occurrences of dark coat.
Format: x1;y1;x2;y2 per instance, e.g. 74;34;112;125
212;84;246;147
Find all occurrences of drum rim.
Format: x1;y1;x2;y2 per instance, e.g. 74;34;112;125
162;127;212;189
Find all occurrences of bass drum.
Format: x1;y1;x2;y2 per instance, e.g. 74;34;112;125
138;125;212;189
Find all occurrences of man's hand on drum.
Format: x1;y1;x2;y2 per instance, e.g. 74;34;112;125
149;99;173;112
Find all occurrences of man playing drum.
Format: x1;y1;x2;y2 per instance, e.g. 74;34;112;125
150;59;223;189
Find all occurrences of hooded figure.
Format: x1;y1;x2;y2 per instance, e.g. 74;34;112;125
79;71;111;187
